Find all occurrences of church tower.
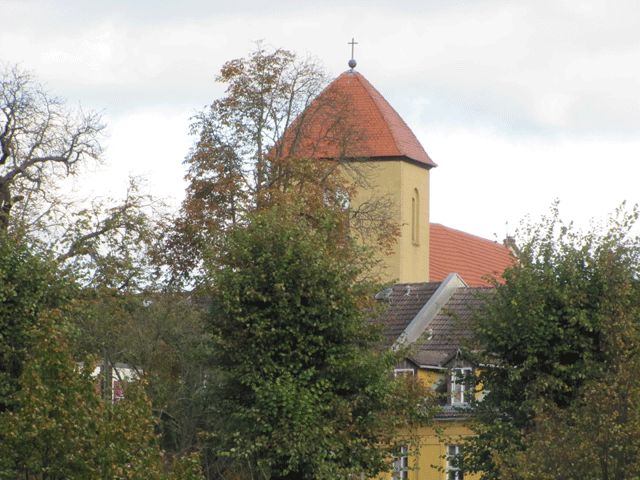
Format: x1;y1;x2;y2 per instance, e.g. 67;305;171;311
280;63;436;283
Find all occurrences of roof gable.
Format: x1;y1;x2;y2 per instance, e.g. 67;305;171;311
412;287;492;366
374;276;493;368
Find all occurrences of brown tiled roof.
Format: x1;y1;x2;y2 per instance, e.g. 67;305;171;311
279;71;436;167
430;223;515;287
375;282;442;346
411;287;492;366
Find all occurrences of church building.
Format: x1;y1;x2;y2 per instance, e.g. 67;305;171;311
280;55;513;479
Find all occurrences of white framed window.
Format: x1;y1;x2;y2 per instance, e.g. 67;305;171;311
394;368;415;378
392;445;409;480
447;445;463;480
450;367;473;405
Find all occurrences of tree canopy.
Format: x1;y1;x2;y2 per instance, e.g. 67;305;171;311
0;64;203;478
0;233;204;479
205;205;429;480
0;65;167;291
464;205;640;480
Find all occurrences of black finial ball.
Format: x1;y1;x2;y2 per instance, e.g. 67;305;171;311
348;58;357;69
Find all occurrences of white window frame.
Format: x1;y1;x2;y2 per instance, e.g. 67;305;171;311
450;367;473;405
392;445;409;480
447;445;463;480
394;368;415;377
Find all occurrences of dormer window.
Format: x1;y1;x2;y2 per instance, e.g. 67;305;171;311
450;367;473;405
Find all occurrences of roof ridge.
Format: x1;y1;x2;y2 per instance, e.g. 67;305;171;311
432;223;507;248
353;72;434;166
351;73;403;159
358;72;433;162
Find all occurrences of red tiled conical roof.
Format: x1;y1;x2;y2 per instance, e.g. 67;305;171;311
430;223;515;287
279;71;436;167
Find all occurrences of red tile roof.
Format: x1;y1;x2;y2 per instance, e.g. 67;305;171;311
430;223;514;287
279;71;436;167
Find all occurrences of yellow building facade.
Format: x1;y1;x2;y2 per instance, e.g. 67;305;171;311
399;368;480;480
348;159;430;284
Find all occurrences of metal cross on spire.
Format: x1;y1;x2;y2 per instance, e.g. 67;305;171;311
348;37;358;70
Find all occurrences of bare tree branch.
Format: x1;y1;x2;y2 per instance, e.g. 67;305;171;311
0;64;104;232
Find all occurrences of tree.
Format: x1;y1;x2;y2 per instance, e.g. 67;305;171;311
52;178;168;290
0;65;168;291
73;288;214;457
0;65;103;232
0;233;73;411
464;205;640;479
504;359;640;480
172;44;396;284
0;235;204;479
205;205;428;480
0;312;204;480
0;64;203;475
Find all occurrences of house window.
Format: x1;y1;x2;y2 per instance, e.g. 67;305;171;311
394;368;415;378
450;367;473;405
392;445;409;480
411;188;420;245
447;445;463;480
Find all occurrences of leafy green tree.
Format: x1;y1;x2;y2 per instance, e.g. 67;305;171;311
465;205;640;479
504;358;640;480
0;234;72;411
71;287;214;459
0;311;204;480
205;205;428;480
0;311;100;479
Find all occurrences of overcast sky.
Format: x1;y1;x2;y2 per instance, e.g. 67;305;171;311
3;0;640;241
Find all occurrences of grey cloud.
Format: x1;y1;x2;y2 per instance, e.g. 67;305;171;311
4;0;640;139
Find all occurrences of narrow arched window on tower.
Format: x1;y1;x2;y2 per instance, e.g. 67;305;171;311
412;188;420;246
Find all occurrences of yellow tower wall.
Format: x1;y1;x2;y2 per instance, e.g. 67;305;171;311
347;159;430;284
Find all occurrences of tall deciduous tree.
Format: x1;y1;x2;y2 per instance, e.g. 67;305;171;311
464;205;640;479
173;45;322;278
205;205;429;480
173;44;397;284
